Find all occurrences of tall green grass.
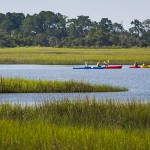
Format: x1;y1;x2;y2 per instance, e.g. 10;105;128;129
0;100;150;128
0;47;149;64
0;77;128;93
1;100;150;149
0;119;150;150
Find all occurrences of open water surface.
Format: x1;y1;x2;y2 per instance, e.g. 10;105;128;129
0;65;149;104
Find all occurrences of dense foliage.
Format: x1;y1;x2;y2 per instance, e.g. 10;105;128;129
0;11;150;48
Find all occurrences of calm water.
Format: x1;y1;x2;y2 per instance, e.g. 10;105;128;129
0;65;149;104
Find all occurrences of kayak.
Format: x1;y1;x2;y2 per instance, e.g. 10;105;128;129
140;65;150;68
92;66;105;69
129;66;141;68
73;65;121;69
73;66;92;69
73;66;105;69
104;65;122;69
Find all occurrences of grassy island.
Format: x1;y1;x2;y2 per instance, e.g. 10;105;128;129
0;77;128;93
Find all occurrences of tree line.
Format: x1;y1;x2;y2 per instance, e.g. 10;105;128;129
0;11;150;48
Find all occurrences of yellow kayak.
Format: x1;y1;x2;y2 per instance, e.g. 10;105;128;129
140;65;150;68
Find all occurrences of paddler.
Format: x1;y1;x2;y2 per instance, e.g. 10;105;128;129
103;60;109;67
134;61;138;67
96;62;101;67
142;63;145;67
85;62;88;67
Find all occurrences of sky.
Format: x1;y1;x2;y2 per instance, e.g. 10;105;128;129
0;0;150;30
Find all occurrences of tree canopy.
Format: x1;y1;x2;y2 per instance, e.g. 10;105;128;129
0;11;150;48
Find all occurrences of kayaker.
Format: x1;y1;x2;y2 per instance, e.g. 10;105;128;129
96;62;101;67
142;63;145;67
134;61;138;67
103;61;108;67
85;62;88;67
107;60;110;65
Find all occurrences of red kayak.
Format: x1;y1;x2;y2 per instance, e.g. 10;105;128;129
104;65;122;69
129;66;141;68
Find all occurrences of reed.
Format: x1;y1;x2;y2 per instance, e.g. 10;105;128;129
1;100;150;149
0;119;150;150
0;99;150;128
0;77;128;93
0;47;149;65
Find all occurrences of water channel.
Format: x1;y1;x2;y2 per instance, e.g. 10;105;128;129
0;65;149;104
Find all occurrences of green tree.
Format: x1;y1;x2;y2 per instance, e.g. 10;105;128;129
0;13;25;33
129;19;142;37
67;16;91;37
37;11;67;38
140;19;150;46
21;14;37;36
112;22;124;34
99;18;113;33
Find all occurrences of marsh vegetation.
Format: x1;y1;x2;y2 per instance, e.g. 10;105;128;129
0;100;150;149
0;47;149;65
0;77;128;93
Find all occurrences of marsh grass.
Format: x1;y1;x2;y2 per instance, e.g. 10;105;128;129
0;119;150;150
0;77;128;93
0;47;149;65
1;100;150;149
1;100;150;128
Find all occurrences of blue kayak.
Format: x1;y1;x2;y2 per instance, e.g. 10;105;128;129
92;66;105;69
73;66;105;69
73;66;92;69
